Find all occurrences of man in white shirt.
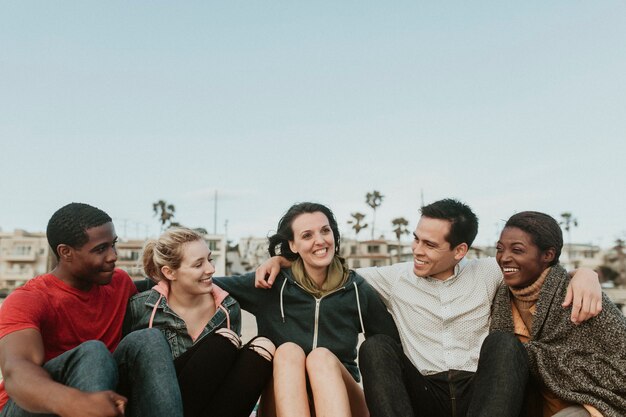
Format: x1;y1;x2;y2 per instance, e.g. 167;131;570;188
355;199;600;417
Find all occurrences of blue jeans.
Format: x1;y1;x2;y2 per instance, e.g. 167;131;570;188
1;328;183;417
359;331;529;417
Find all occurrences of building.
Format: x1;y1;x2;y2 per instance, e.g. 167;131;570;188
340;238;413;269
0;230;53;294
0;229;227;292
115;234;227;281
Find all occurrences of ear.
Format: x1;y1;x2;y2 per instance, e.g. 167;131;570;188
288;240;298;254
161;265;176;281
57;244;73;262
453;243;469;260
542;248;556;265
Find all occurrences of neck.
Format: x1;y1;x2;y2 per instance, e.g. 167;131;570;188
51;265;93;291
168;285;215;311
305;265;328;288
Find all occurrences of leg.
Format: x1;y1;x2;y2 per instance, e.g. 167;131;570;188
467;331;529;417
1;340;117;417
306;348;353;417
114;328;183;417
359;334;447;417
307;347;369;417
272;342;311;417
204;336;275;417
175;331;240;417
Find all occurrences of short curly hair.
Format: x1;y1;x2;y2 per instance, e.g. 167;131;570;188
46;203;112;260
504;211;563;266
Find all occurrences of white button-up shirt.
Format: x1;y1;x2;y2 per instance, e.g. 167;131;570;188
357;258;502;375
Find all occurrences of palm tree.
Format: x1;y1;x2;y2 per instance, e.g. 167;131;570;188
348;212;368;239
365;190;384;239
153;200;176;231
614;238;626;287
391;217;410;263
560;212;578;266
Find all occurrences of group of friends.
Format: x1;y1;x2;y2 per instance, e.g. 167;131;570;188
0;198;624;417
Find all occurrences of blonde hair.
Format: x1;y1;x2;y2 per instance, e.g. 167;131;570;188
142;227;204;282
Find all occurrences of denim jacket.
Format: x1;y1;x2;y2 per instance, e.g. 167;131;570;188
123;281;242;359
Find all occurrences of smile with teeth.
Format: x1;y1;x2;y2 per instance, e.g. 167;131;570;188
200;277;212;282
502;267;519;273
414;259;427;265
313;248;328;256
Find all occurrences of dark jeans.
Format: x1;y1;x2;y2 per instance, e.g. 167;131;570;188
1;328;183;417
174;334;273;417
359;331;529;417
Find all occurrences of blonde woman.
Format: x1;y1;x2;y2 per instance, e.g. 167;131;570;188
123;227;275;417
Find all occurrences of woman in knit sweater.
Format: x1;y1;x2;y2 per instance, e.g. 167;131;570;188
490;211;626;417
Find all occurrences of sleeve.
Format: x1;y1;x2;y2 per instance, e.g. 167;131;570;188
360;280;401;343
212;272;262;315
355;263;408;306
0;290;46;339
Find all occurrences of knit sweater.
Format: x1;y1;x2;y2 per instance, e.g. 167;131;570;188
490;264;626;417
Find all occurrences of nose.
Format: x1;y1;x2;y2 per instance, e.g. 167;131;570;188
412;241;423;255
107;246;118;263
205;260;215;275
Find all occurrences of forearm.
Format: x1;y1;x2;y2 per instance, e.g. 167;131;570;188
3;359;81;414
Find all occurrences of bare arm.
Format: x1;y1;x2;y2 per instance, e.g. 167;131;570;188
0;329;126;417
564;267;602;324
255;256;292;288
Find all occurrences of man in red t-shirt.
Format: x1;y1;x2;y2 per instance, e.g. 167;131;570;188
0;203;183;417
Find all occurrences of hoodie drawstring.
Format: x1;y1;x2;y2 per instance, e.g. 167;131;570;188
280;278;288;323
353;282;365;334
218;304;231;330
148;293;164;329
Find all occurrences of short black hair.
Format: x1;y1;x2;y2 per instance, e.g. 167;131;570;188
504;211;562;266
47;203;112;259
268;202;340;261
420;198;479;248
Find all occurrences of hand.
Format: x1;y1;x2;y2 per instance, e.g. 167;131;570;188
59;390;127;417
563;268;603;324
255;256;289;288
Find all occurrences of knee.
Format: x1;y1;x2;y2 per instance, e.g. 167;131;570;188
359;334;397;363
274;342;305;368
482;332;525;356
248;336;276;362
305;347;340;375
119;328;170;357
74;340;115;370
216;328;242;348
481;332;528;368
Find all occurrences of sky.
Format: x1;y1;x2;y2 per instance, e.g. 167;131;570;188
1;1;625;249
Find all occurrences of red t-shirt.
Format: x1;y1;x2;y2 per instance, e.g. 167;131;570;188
0;269;137;410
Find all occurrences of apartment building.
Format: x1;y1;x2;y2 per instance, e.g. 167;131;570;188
115;234;227;280
0;230;53;294
0;230;227;293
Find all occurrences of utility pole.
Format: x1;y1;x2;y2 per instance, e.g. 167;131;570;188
214;190;218;234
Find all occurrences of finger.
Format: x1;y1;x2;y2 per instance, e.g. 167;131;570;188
594;299;603;316
562;283;573;307
578;292;593;323
569;292;582;324
267;271;276;286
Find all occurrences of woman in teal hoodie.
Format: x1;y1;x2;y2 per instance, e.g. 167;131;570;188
213;202;399;417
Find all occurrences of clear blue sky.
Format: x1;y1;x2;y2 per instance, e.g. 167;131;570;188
1;1;625;248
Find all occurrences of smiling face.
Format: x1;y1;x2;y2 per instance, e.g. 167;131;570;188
411;216;468;280
164;239;215;296
288;211;335;277
60;222;118;290
496;226;555;288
